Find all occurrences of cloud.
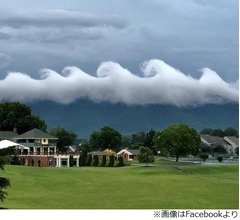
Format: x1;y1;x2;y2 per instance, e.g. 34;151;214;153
0;59;238;107
0;53;12;68
0;8;127;29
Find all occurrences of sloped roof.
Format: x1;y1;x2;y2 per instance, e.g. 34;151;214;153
0;139;29;149
201;135;228;145
117;148;140;155
16;128;58;139
127;149;140;155
224;136;239;145
88;151;108;156
0;131;19;139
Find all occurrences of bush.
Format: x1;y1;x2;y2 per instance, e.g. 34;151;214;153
200;153;209;162
113;161;119;167
217;156;223;162
105;161;110;167
98;161;103;167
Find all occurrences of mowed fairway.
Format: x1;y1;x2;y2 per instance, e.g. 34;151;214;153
0;164;238;209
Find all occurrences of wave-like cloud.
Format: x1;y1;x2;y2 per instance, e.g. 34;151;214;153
0;59;238;106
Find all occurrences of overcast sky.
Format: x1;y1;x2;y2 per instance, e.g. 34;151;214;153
0;0;238;106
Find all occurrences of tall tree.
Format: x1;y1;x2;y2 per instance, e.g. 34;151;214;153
154;124;201;162
144;129;157;154
49;126;77;152
89;126;122;151
0;102;46;134
0;157;11;202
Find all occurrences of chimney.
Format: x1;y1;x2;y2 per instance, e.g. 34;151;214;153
13;127;18;133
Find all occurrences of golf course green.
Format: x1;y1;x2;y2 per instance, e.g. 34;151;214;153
0;164;238;209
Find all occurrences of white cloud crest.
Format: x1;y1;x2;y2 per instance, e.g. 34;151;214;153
0;59;238;106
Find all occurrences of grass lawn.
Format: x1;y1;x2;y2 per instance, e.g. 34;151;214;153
0;164;238;209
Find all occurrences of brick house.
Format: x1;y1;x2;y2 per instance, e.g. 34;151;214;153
14;128;58;166
117;149;140;161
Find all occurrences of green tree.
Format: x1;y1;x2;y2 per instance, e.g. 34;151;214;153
0;102;46;134
131;131;146;147
212;143;227;154
200;128;214;135
89;126;122;151
49;126;77;153
138;146;155;166
224;127;238;137
0;157;11;202
154;124;201;162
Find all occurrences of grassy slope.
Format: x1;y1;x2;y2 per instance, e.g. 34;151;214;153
0;165;238;209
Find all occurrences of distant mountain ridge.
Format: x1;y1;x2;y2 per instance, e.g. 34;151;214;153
29;100;239;138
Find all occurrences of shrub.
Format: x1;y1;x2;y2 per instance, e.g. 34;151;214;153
200;153;209;162
98;161;103;167
217;156;223;162
113;161;119;167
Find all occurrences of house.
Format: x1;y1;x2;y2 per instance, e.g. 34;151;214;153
14;128;59;167
117;149;140;161
200;134;239;156
223;136;239;156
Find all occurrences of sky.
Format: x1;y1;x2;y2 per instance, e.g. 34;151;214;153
0;0;238;106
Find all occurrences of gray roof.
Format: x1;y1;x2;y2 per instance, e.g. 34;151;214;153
0;131;19;139
201;135;228;145
88;151;108;156
16;128;58;139
224;136;239;145
127;149;140;155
